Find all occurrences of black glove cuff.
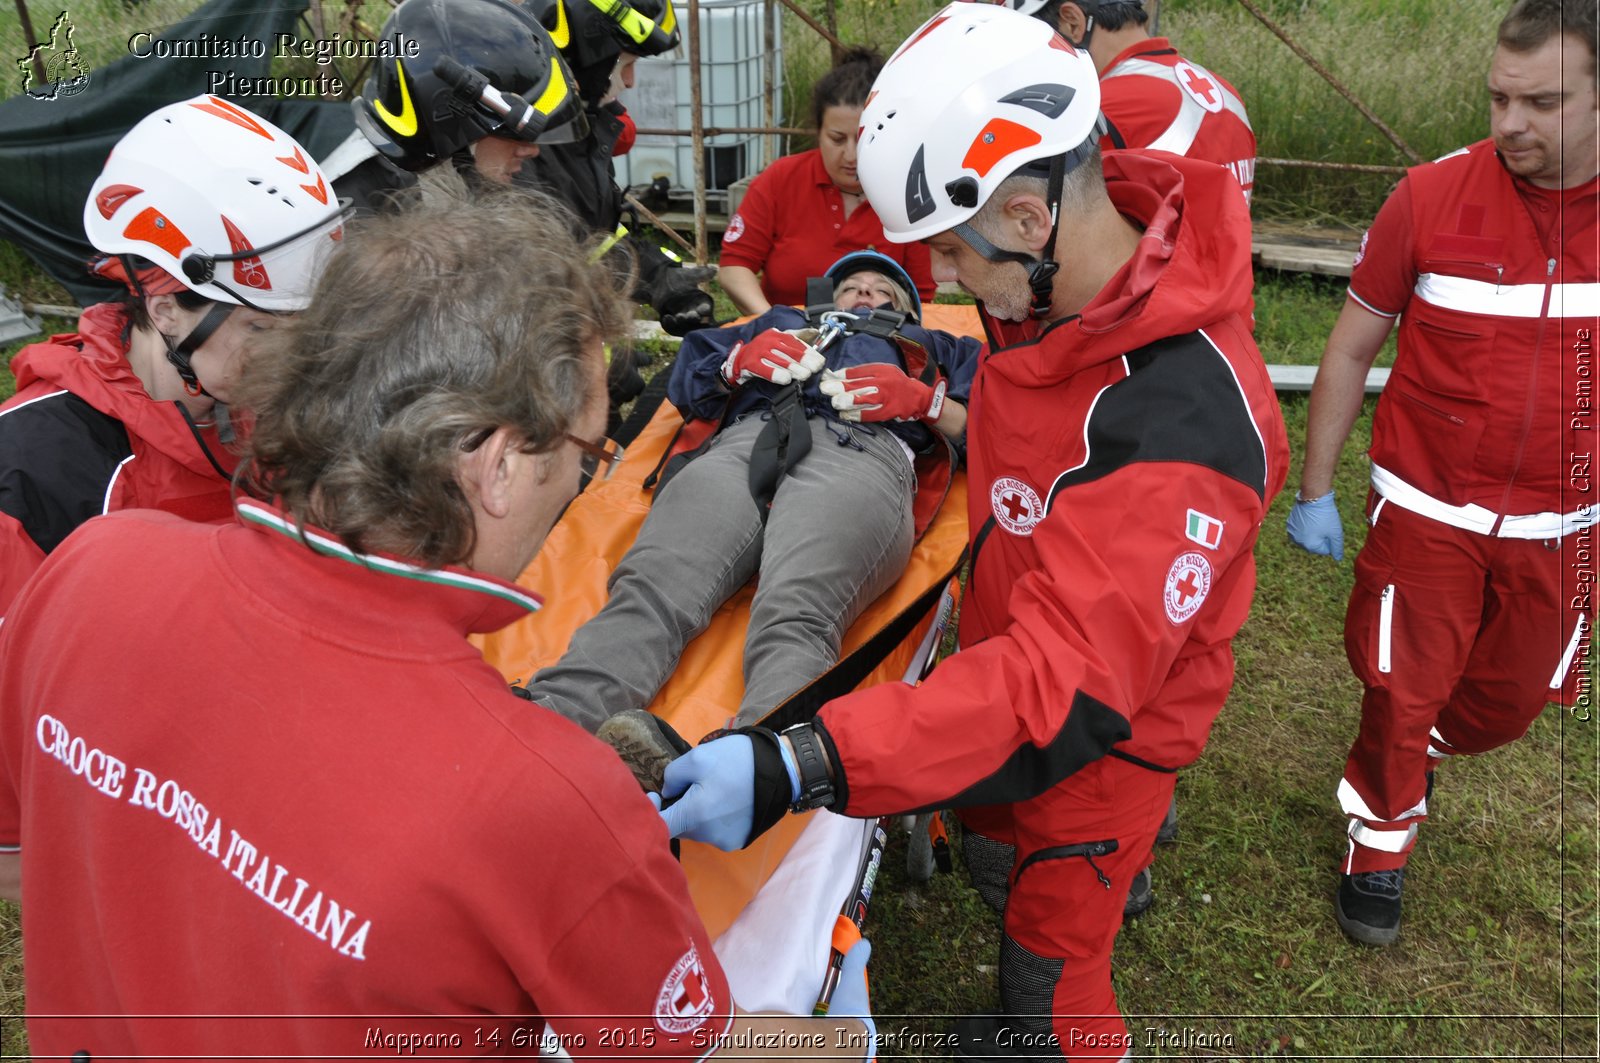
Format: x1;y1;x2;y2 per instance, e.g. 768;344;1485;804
737;727;793;848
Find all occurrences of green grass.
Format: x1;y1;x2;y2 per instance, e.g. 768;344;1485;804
1165;0;1503;224
1253;270;1396;368
867;392;1599;1060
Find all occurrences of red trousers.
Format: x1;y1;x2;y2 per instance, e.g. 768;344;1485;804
1339;495;1589;874
960;756;1175;1062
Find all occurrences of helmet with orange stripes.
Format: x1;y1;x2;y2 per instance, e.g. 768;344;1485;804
83;95;345;313
857;3;1103;317
857;3;1102;243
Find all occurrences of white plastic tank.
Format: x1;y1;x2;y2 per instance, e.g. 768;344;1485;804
615;0;783;206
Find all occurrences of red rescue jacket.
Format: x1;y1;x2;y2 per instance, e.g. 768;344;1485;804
815;152;1289;816
0;303;237;612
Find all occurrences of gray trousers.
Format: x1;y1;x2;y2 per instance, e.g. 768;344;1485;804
526;414;915;732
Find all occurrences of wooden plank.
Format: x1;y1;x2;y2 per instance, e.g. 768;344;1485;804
1253;239;1357;277
655;210;728;237
1251;220;1361;278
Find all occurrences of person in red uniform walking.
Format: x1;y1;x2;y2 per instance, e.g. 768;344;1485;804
655;7;1288;1059
0;95;345;615
996;0;1255;204
717;49;935;315
0;193;874;1060
1288;0;1598;947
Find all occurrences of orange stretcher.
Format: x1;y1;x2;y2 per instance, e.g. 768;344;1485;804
473;302;983;998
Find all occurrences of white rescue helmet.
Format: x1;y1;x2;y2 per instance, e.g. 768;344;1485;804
985;0;1054;18
84;95;345;312
856;3;1103;243
980;0;1145;26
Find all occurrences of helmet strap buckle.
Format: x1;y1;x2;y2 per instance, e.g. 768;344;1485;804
166;302;236;401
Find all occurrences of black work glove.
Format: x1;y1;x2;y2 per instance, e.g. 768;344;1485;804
650;265;716;337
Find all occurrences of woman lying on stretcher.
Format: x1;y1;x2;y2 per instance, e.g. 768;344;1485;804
521;251;980;782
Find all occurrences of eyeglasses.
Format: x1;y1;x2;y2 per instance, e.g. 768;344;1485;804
459;428;625;483
567;433;625;483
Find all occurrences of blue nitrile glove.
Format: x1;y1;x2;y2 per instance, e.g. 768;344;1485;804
1287;490;1344;561
657;731;799;850
831;940;877;1061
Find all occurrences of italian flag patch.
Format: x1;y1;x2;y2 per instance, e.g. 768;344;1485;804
1186;509;1224;550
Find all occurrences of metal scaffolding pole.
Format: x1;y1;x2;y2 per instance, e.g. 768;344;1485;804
763;0;777;168
687;0;708;265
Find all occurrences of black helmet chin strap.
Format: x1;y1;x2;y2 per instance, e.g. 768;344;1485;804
165;302;235;399
1069;12;1095;52
950;126;1101;320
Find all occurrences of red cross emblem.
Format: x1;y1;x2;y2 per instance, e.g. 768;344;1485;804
991;477;1044;536
673;972;709;1015
1164;551;1213;625
655;945;716;1033
1175;60;1225;114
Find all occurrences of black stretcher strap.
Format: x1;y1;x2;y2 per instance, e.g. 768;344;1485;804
745;384;812;526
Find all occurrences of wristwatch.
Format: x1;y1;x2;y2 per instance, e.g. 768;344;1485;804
781;723;836;812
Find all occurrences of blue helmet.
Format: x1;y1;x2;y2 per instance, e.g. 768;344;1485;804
823;249;921;321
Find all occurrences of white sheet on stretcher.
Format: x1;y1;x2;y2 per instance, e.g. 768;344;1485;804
713;811;875;1014
540;814;874;1060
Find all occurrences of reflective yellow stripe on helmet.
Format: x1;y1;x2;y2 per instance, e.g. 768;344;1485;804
549;0;571;48
533;56;571;116
587;0;660;46
373;60;418;138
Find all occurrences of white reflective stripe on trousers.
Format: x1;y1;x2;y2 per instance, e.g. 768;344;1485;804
1551;612;1590;689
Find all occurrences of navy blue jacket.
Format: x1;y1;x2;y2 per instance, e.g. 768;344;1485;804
667;306;980;459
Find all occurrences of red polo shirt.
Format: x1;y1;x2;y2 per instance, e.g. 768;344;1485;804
720;148;935;307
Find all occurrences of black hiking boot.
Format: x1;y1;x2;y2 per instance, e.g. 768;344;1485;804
595;709;691;793
1122;866;1154;921
1155;797;1179;845
1335;868;1405;946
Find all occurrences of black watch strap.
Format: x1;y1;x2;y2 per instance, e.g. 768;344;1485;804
782;723;835;812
